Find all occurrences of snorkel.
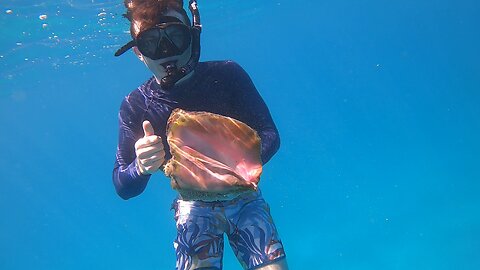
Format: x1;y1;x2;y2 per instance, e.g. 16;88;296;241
160;0;202;89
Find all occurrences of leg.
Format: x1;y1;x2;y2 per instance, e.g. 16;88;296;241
226;197;287;270
173;201;226;270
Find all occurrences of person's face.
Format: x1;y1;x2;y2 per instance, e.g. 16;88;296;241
132;9;192;84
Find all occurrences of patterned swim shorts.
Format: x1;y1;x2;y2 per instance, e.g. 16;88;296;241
171;190;286;270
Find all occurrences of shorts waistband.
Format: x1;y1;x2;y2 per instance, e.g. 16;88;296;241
177;187;261;202
173;189;262;210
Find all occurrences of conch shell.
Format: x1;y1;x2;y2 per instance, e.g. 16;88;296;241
164;109;262;194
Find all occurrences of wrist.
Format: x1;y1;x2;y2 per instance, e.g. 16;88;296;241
135;158;149;175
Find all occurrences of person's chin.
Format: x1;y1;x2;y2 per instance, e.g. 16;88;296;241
157;56;181;66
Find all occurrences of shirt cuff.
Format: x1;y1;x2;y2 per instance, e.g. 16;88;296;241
130;158;151;180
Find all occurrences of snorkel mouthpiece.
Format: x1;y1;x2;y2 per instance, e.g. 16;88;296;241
160;63;181;89
165;63;177;75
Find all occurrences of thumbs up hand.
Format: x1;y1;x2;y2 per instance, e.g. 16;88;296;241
134;120;165;175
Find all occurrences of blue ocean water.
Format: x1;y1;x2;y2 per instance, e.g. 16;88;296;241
1;0;479;269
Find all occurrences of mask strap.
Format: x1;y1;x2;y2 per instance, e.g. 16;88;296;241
114;40;136;57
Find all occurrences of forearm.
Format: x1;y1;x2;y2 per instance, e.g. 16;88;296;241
226;62;280;164
112;159;151;200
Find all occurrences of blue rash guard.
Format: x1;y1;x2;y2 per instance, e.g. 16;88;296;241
112;61;280;200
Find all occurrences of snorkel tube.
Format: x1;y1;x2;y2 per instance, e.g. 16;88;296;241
160;0;202;89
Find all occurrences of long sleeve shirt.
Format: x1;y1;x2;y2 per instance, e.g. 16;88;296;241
112;61;280;200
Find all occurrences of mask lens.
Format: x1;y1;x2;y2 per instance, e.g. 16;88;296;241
165;24;191;52
137;24;191;60
137;29;161;58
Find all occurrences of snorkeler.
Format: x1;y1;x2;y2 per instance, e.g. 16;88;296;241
112;1;288;269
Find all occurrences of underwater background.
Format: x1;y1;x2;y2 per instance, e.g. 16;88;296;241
1;0;479;269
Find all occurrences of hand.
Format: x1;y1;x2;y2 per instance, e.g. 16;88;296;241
134;120;165;175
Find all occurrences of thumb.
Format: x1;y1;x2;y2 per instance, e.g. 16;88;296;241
142;120;155;137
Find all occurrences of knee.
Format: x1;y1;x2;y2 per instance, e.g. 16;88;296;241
254;257;289;270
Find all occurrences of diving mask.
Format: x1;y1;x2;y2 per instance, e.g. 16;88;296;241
115;16;192;60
